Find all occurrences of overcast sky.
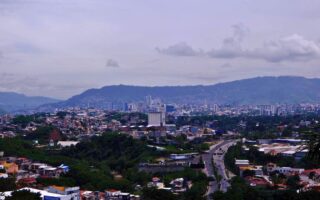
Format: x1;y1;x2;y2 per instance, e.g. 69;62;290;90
1;0;320;99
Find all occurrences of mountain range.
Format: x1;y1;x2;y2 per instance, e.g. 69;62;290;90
55;76;320;108
2;76;320;112
0;92;60;113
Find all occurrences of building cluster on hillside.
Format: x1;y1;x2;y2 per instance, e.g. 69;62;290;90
6;94;320;118
235;158;320;192
2;95;320;142
244;138;309;161
1;186;141;200
147;176;192;194
0;153;139;200
234;138;320;192
1;106;235;148
64;95;320;117
0;154;69;183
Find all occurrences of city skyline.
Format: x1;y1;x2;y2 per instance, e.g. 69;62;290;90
1;0;320;98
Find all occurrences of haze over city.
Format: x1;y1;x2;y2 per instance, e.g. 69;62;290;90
1;0;320;98
2;1;320;200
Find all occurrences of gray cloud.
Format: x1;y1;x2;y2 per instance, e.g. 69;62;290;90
207;43;245;59
156;42;202;57
220;63;233;68
231;23;249;43
106;59;120;68
0;73;46;93
158;25;320;62
250;34;320;62
0;73;87;99
144;59;161;64
207;24;248;59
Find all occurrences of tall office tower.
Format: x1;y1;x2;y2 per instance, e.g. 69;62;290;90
270;105;277;116
148;112;165;127
146;95;152;107
128;103;138;112
213;104;219;113
159;104;166;125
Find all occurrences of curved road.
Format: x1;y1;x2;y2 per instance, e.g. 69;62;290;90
202;140;236;199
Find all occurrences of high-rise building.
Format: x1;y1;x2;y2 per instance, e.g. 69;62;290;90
213;104;219;113
148;112;165;127
146;95;152;107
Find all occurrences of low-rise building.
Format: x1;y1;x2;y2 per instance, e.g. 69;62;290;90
46;186;80;200
1;187;77;200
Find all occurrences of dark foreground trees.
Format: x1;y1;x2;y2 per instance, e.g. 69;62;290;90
5;190;41;200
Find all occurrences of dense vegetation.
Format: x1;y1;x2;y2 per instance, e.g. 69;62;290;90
5;190;41;200
0;133;208;198
0;178;16;192
174;113;320;136
142;187;177;200
0;179;40;199
0;133;161;192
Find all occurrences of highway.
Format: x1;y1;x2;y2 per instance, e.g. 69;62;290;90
202;141;223;196
202;140;236;199
212;141;236;192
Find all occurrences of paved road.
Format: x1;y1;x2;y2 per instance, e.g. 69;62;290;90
212;141;236;192
202;140;236;199
202;140;234;199
202;141;223;196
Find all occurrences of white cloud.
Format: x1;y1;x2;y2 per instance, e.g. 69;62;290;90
251;34;320;62
159;29;320;62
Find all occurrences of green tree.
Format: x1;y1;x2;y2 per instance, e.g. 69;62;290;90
242;170;255;177
24;126;55;144
308;171;316;180
0;178;16;192
286;174;301;190
305;131;320;161
141;187;178;200
12;115;34;127
5;190;41;200
211;191;225;200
